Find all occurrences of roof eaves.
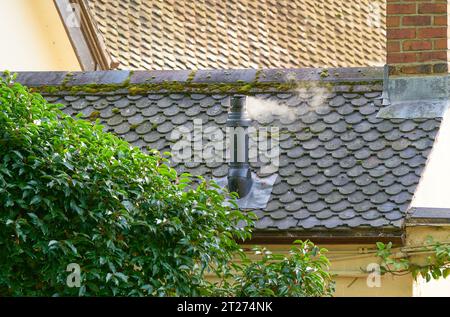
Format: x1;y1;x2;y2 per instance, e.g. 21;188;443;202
246;227;404;245
54;0;118;71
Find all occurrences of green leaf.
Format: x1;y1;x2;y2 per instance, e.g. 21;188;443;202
141;284;153;294
30;195;42;205
443;268;450;278
62;161;74;171
114;272;128;283
64;240;78;255
48;240;58;247
122;200;133;212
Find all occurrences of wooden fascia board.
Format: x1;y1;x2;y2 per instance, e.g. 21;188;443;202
54;0;116;70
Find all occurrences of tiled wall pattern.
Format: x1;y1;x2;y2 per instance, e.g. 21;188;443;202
88;0;386;69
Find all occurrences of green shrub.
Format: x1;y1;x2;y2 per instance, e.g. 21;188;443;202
0;73;333;296
234;241;334;297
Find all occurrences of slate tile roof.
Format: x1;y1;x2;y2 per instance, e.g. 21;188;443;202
87;0;386;69
31;68;441;234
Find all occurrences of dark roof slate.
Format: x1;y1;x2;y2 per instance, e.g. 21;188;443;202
23;69;441;233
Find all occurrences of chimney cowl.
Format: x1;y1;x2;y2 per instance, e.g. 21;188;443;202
227;95;251;127
227;95;253;198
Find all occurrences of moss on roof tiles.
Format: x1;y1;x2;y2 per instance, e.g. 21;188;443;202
30;79;381;96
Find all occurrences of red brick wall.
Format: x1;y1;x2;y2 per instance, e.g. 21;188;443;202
387;0;449;75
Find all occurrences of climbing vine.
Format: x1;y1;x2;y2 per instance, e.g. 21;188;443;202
376;238;450;282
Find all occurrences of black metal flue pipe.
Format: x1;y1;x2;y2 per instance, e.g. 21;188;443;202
227;95;253;198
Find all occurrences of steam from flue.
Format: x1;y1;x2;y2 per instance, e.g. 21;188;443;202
247;96;296;122
246;82;331;122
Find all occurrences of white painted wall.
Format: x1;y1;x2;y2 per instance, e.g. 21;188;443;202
411;107;450;208
414;276;450;297
410;107;450;297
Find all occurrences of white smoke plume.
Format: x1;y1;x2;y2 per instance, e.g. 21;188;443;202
246;96;296;122
246;81;331;122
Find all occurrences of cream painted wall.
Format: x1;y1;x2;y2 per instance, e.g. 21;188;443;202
322;244;413;297
0;0;80;71
205;244;415;297
405;226;450;297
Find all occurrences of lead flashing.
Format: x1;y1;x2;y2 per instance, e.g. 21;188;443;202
214;173;278;210
377;100;450;119
378;75;450;119
406;207;450;226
